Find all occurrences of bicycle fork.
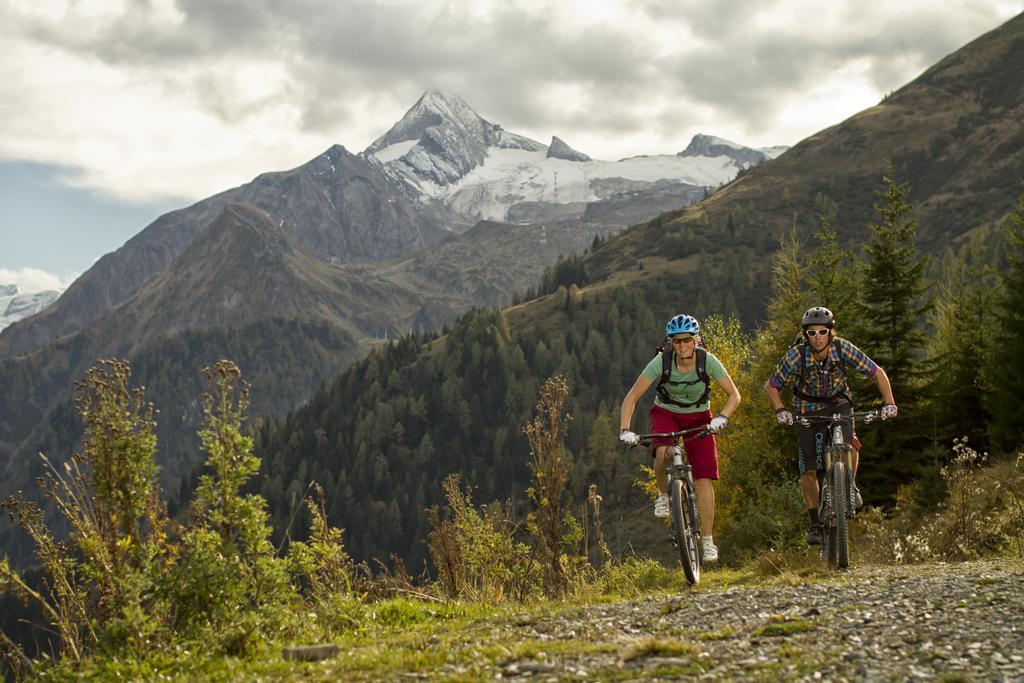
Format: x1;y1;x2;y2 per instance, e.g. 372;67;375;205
834;426;857;515
673;446;700;535
819;454;855;525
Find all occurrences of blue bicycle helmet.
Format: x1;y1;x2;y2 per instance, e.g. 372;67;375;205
665;314;700;337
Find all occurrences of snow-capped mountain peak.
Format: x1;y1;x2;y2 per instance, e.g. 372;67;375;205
364;89;545;192
362;91;783;225
366;89;482;153
416;88;481;128
679;133;769;168
547;136;591;161
1;284;62;331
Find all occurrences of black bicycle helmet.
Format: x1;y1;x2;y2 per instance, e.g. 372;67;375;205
801;306;835;329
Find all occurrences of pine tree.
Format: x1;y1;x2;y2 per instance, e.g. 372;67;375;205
986;191;1024;450
854;167;933;494
924;245;997;451
807;210;858;329
764;227;810;348
857;168;932;393
747;230;810;481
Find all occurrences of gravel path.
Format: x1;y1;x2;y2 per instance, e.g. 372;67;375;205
491;560;1024;682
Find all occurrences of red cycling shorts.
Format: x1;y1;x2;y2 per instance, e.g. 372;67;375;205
648;404;719;480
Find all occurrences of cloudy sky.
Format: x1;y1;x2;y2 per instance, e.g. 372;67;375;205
1;0;1021;289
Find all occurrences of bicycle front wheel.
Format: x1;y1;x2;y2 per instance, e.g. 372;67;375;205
819;488;838;566
669;478;701;584
831;461;850;569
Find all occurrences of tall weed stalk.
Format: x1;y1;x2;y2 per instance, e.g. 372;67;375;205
1;360;169;671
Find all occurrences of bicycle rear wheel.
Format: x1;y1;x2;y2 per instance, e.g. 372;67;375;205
669;478;701;584
831;461;850;569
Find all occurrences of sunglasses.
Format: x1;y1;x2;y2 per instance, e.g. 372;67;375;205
671;336;696;344
805;329;831;337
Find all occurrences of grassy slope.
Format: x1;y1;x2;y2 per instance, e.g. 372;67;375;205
48;559;825;682
46;554;1024;682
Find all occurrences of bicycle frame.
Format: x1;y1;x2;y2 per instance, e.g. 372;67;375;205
635;426;708;584
796;410;884;568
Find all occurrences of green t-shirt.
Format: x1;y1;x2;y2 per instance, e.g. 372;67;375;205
641;350;727;414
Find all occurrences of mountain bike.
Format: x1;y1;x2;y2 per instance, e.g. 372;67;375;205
794;409;886;569
629;427;709;584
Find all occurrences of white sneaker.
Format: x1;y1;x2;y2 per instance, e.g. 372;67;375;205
654;493;670;518
702;538;719;563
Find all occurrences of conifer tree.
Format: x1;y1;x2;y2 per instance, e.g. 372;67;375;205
854;167;932;493
857;168;932;394
763;227;810;350
807;210;858;328
747;231;810;471
986;191;1024;450
924;246;997;451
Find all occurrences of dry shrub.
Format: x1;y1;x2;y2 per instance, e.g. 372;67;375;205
854;439;1024;564
426;474;538;603
750;547;828;583
523;375;577;596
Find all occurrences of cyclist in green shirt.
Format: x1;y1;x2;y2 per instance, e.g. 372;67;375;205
619;314;741;563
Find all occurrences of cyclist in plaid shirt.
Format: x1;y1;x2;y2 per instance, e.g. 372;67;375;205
764;306;897;545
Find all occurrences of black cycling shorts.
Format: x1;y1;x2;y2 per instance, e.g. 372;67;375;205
795;401;854;475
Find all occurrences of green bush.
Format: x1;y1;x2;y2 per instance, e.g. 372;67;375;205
1;360;361;678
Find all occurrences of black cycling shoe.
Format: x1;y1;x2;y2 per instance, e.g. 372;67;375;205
806;524;823;546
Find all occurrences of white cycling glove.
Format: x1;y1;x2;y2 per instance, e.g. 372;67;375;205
881;404;898;420
619;430;639;446
775;409;794;426
709;415;728;433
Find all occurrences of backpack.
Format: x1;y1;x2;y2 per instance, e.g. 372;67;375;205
790;334;851;403
655;342;711;408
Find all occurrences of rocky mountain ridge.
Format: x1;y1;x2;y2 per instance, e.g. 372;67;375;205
547;135;591;161
1;91;777;360
365;88;547;191
678;133;773;167
0;144;445;358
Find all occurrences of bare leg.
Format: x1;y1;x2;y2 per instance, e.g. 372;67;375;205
694;478;715;537
800;470;820;510
654;447;670;493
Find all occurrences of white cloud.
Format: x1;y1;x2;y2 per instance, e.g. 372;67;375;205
0;0;1021;203
0;267;77;293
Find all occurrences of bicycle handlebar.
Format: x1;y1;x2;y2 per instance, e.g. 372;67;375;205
631;426;710;447
793;409;887;426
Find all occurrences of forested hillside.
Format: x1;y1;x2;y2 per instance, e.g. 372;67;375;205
0;317;362;563
252;173;1024;573
256;283;668;568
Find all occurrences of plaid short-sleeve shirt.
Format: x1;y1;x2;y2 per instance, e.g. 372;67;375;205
768;337;877;413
